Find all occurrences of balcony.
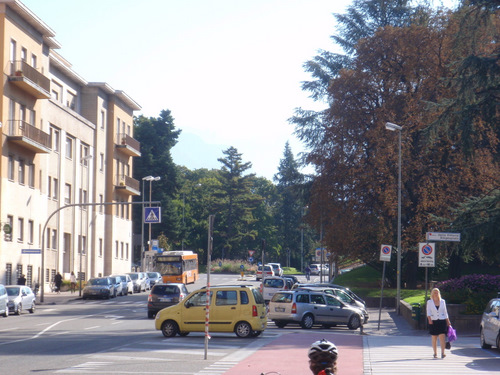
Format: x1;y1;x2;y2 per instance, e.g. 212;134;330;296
116;133;141;157
115;174;140;196
8;61;50;99
6;120;51;153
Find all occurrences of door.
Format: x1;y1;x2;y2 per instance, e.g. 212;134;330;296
325;295;351;324
210;289;241;332
309;294;332;324
181;291;211;332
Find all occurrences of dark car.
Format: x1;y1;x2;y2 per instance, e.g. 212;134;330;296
82;277;115;300
147;283;189;318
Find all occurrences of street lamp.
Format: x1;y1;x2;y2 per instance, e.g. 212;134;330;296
79;154;92;297
143;176;161;254
385;121;402;314
141;176;153;259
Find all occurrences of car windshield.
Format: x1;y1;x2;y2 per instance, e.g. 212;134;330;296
263;279;284;288
6;287;20;296
128;274;138;280
147;272;159;278
89;278;108;286
153;285;179;295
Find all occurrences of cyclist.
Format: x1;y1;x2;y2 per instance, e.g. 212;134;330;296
308;339;338;375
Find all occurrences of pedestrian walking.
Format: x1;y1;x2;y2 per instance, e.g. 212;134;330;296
308;339;338;375
70;271;77;293
426;287;451;359
54;272;63;294
17;274;26;285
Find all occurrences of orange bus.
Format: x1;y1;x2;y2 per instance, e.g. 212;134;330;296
155;250;199;284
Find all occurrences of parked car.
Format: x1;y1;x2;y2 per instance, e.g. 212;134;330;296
480;296;500;350
147;272;162;287
296;286;368;323
261;276;289;303
147;283;189;318
267;263;283;277
256;265;274;281
292;283;366;306
82;277;115;300
127;272;149;292
5;285;36;315
0;284;9;317
155;284;267;338
309;264;329;276
110;274;132;295
268;289;363;330
107;276;122;297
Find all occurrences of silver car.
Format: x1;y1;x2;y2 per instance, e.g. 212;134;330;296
0;284;10;317
127;272;149;293
147;272;162;287
108;276;123;297
111;274;133;295
268;290;363;330
6;285;36;314
480;297;500;350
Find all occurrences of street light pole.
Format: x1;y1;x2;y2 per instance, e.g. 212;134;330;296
141;176;153;272
385;122;402;314
79;154;92;297
148;176;161;252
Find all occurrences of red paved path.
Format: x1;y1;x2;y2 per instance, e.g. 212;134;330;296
224;332;363;375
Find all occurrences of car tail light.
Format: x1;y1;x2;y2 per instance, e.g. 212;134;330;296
291;302;297;314
148;294;152;302
252;305;258;317
259;283;263;294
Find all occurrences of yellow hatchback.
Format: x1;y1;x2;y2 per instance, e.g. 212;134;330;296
155;284;267;338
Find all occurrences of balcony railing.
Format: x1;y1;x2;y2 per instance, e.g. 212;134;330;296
116;133;141;157
7;120;51;153
115;174;140;196
9;61;50;99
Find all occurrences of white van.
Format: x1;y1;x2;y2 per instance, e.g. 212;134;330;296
0;284;8;317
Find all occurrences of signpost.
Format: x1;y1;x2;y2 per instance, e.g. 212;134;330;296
426;232;460;242
419;242;436;302
378;245;392;330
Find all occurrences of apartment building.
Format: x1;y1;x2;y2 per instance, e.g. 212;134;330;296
0;0;141;290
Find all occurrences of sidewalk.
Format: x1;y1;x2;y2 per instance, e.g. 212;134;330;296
37;290;80;305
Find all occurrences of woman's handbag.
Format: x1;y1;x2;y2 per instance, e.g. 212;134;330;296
447;325;457;343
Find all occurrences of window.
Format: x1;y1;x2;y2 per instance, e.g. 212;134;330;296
8;155;14;180
81;235;86;254
28;164;35;188
31;54;37;68
51;127;60;152
81;144;90;165
46;228;50;249
64;183;71;204
65;137;73;159
99;194;104;214
121;242;124;259
126;243;129;260
18;217;24;242
28;220;34;244
100;153;104;172
6;215;13;242
99;238;103;257
216;290;237;306
51;80;62;102
18;159;25;185
48;176;52;198
10;39;16;61
100;110;105;129
67;91;76;110
52;229;57;249
115;241;119;258
21;47;27;62
53;178;58;200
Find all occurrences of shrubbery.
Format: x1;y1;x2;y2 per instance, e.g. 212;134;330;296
210;259;257;274
436;274;500;314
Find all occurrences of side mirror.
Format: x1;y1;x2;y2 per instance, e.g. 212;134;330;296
185;301;193;308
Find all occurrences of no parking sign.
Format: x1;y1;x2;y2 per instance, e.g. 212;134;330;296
380;245;392;262
419;242;435;267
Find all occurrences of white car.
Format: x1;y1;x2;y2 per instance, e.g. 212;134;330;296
261;276;288;303
110;274;133;295
267;263;283;277
480;297;500;350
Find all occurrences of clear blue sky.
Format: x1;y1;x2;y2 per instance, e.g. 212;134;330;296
22;0;456;180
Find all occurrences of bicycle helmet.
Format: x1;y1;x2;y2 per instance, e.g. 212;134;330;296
308;339;338;363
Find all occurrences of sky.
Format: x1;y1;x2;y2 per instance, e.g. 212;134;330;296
22;0;457;181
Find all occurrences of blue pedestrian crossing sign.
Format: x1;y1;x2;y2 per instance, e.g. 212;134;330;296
144;207;161;223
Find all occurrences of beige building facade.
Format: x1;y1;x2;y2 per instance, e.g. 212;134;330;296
0;0;141;290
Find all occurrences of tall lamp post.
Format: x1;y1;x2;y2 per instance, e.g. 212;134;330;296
385;122;402;314
79;154;92;296
147;176;161;251
141;176;153;271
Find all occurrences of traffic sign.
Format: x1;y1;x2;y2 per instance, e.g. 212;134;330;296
22;249;41;254
248;257;254;263
248;250;255;257
418;243;435;267
380;245;392;262
144;207;161;223
426;232;460;242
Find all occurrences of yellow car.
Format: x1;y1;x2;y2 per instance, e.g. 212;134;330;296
155;285;267;338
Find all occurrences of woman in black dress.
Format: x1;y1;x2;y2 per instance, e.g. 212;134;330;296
426;287;451;358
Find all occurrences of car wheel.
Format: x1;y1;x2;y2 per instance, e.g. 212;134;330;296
3;308;8;317
179;332;190;337
348;314;361;330
161;320;179;338
274;321;287;328
234;321;252;338
16;303;22;315
147;311;155;319
29;302;35;314
300;314;314;329
480;328;492;349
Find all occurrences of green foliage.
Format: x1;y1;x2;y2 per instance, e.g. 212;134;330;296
209;259;257;274
334;265;381;287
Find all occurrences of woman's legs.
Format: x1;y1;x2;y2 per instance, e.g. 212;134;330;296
439;333;446;357
431;335;438;357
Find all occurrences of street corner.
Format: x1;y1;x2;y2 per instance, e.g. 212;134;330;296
224;331;363;375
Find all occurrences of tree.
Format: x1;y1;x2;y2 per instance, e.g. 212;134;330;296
213;147;262;259
133;110;181;259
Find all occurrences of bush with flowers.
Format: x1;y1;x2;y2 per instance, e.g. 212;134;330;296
436;274;500;314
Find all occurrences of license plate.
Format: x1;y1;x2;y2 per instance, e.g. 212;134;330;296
159;298;171;302
275;307;285;312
